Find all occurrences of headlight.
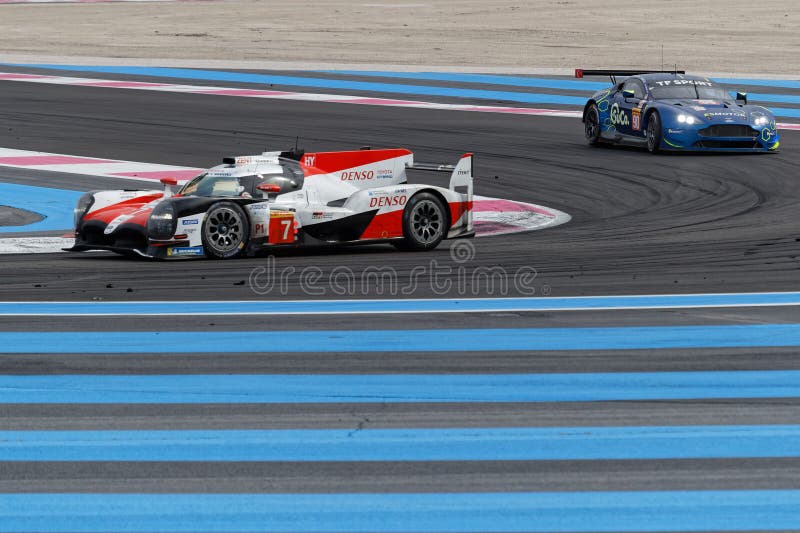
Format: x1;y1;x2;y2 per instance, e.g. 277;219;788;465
677;114;696;125
753;116;769;126
147;201;176;240
73;192;94;229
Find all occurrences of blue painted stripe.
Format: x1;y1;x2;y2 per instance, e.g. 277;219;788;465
2;491;799;532
716;77;800;89
317;70;607;91
321;70;800;99
2;425;800;461
8;65;800;116
8;64;586;105
746;92;800;105
0;183;80;232
765;105;800;118
321;70;800;107
5;291;800;315
1;324;799;353
2;370;799;404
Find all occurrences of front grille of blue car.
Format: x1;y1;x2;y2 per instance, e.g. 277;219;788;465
698;125;757;138
696;140;761;149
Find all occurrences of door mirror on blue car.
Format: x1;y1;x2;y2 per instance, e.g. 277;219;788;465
736;92;747;105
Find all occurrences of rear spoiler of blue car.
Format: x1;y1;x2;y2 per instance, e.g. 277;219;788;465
575;69;686;84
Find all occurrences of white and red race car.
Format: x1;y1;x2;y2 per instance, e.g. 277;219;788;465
69;147;474;259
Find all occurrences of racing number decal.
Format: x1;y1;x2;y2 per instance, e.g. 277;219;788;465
268;211;295;244
632;108;641;131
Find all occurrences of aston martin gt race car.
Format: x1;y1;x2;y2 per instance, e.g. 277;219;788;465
69;147;474;259
578;70;780;153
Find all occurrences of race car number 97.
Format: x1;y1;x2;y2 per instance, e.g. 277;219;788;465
269;211;295;244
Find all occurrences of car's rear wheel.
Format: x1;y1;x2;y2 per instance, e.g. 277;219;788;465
584;103;601;145
202;202;249;259
646;112;662;153
395;192;448;251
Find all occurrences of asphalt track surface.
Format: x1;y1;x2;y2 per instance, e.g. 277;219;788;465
1;69;800;531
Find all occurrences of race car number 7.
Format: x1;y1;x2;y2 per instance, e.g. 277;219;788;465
268;213;295;244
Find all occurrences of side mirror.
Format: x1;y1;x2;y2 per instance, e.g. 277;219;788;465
160;177;178;198
622;89;636;100
257;183;282;199
736;92;748;105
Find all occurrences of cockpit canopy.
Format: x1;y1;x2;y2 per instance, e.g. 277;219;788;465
180;158;305;198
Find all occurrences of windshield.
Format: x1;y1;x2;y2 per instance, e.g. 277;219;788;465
180;173;250;197
648;80;730;101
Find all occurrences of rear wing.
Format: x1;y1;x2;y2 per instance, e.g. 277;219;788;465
406;152;473;195
575;68;685;84
406;153;474;232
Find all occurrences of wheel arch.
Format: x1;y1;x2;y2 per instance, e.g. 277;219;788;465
643;106;660;124
582;99;597;122
410;187;452;230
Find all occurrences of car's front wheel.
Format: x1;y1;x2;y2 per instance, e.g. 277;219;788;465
395;192;448;251
646;112;662;153
202;202;250;259
584;103;601;146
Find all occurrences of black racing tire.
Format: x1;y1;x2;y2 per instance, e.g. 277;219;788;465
201;202;250;259
584;103;601;146
646;111;663;154
396;192;448;251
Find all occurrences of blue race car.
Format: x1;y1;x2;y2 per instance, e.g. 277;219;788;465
579;70;780;153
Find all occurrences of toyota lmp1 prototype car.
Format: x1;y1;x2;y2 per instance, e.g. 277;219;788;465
578;70;780;153
69;148;474;259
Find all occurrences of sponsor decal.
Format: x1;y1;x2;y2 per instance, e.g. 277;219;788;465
181;218;199;225
652;80;713;87
695;100;720;105
609;103;630;127
312;211;334;220
369;195;407;208
703;112;746;118
166;246;204;257
341;170;374;181
691;106;706;111
632;108;641;131
236;157;251;165
375;169;393;179
667;129;685;134
303;155;316;167
183;228;197;235
270;210;294;219
248;204;269;238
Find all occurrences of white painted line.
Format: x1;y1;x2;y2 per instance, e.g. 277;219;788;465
0;236;73;254
2;71;799;128
0;71;584;120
